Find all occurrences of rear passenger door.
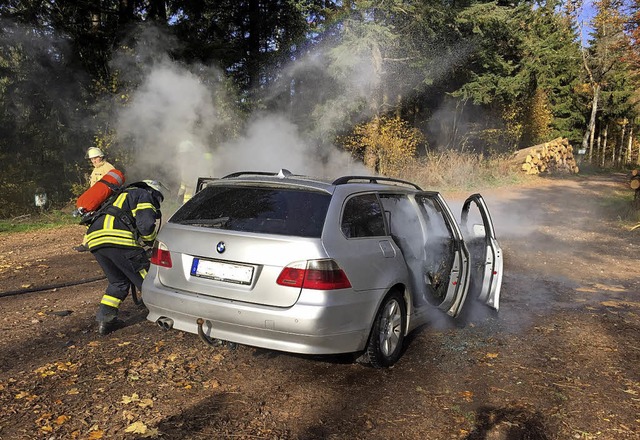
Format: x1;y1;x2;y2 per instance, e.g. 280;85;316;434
337;193;399;291
459;194;502;311
415;192;470;317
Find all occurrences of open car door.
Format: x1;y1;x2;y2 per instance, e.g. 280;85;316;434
415;192;470;318
459;194;503;311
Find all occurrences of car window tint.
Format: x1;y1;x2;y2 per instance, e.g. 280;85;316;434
341;193;386;238
170;186;331;238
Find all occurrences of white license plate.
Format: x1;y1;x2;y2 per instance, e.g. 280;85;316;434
191;258;254;285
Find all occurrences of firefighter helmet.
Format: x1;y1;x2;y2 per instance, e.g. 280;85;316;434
86;147;104;159
141;180;167;202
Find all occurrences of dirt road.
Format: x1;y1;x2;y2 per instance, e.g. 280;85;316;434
0;173;639;439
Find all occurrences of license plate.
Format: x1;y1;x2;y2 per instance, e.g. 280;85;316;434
190;258;254;285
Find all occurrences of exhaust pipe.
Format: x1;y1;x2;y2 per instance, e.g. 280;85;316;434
156;317;174;331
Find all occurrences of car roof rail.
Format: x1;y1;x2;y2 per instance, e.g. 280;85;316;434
332;175;423;191
222;169;294;179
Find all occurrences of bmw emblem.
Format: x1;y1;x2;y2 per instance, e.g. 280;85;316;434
216;241;226;254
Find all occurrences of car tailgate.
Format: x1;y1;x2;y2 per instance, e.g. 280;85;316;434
153;224;327;308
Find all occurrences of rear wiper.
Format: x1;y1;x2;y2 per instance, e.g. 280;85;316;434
180;217;230;228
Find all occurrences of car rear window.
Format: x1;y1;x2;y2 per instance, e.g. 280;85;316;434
170;185;331;238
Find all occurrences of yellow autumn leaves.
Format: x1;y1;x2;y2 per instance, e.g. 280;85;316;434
340;116;424;175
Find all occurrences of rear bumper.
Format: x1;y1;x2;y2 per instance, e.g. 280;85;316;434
142;276;385;355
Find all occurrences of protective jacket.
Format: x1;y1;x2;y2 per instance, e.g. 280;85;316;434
90;160;115;187
85;186;161;251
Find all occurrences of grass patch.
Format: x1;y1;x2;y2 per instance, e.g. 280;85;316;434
392;151;533;192
0;210;80;234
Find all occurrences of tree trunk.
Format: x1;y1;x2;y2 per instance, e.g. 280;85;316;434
626;127;633;165
601;124;608;167
119;0;134;25
596;132;602;166
246;0;261;91
148;0;167;21
584;83;600;159
618;123;626;166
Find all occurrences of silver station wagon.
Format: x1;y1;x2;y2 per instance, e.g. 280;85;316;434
142;170;503;368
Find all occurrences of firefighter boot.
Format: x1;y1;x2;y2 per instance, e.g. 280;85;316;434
97;318;126;336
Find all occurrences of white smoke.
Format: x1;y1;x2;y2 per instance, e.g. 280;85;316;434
115;60;220;183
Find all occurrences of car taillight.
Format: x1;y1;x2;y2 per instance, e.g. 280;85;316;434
276;259;351;290
150;241;172;268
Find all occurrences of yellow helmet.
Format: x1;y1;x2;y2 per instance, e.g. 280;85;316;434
86;147;104;159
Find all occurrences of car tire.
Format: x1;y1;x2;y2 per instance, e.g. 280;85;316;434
366;291;406;368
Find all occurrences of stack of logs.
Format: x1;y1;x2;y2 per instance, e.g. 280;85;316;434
512;137;579;175
630;169;640;191
630;170;639;206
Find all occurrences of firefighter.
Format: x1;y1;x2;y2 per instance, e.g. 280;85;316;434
85;180;165;335
87;147;115;187
176;140;215;204
74;147;116;252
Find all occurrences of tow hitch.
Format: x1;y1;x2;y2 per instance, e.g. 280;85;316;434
196;318;237;349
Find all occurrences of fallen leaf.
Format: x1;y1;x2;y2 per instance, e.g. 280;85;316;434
125;421;149;434
40;425;53;432
88;341;101;347
204;379;221;389
486;353;499;359
107;357;123;365
138;398;154;408
140;427;160;438
66;388;80;395
154;341;165;353
461;391;474;402
87;430;104;439
118;341;131;347
122;410;136;422
55;415;70;425
121;393;140;404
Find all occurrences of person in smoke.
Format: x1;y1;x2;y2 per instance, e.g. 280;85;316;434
85;180;165;335
176;140;195;204
176;140;214;204
74;147;117;252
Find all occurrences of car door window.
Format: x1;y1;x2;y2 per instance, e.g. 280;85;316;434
341;194;386;238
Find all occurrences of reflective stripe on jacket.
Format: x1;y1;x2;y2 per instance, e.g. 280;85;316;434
86;187;160;251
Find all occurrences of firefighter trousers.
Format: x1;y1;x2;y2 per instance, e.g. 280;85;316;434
92;247;149;322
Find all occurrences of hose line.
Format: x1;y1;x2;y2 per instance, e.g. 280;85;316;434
0;275;106;298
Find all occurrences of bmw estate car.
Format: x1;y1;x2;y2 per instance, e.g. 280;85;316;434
142;169;503;368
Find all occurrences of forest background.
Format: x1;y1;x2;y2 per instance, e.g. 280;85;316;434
1;0;639;218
